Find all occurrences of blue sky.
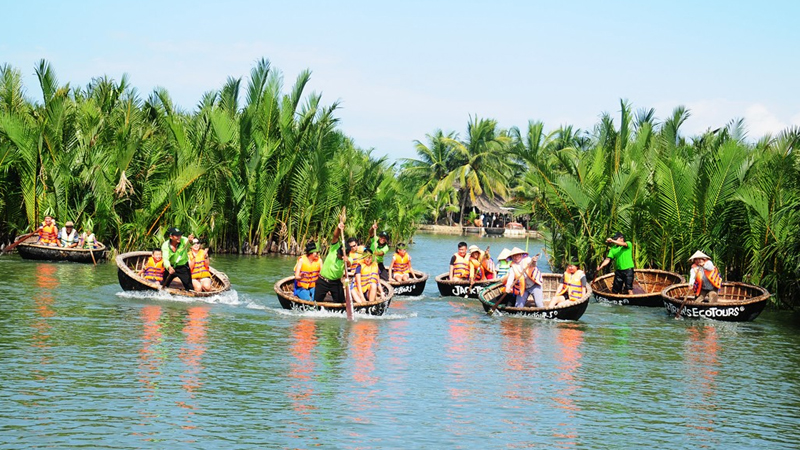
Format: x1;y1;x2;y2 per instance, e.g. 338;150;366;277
4;0;798;160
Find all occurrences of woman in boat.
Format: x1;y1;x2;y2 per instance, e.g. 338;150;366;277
495;248;511;280
504;247;543;307
351;248;382;304
480;248;496;280
189;238;213;292
138;249;165;284
467;245;484;282
687;250;721;303
37;216;59;246
58;221;79;248
596;232;634;295
79;224;100;249
293;242;321;300
549;262;592;308
389;243;414;282
449;242;470;281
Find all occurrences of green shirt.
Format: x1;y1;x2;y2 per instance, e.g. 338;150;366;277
370;237;390;264
320;242;345;280
161;236;190;269
607;244;634;271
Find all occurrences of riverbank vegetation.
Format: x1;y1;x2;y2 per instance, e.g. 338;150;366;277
402;103;799;306
0;59;423;254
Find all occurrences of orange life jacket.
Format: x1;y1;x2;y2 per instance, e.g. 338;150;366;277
557;270;586;302
510;265;542;295
451;253;470;279
347;250;362;277
38;223;58;245
391;252;410;274
481;257;495;280
469;258;483;280
143;257;165;283
693;266;722;295
190;249;211;280
353;262;380;293
295;255;321;289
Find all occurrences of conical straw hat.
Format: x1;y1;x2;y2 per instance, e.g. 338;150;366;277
688;250;710;261
497;248;511;261
507;247;527;258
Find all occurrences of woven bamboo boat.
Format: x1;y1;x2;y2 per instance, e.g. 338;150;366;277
116;251;230;297
484;227;506;236
434;273;495;298
388;270;428;296
661;282;770;322
17;236;107;263
477;274;591;320
592;269;685;307
274;276;394;316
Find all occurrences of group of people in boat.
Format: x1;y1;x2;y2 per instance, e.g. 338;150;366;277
291;219;418;304
36;215;100;249
138;227;214;292
449;242;592;308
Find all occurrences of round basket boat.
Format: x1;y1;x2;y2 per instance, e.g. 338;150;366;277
434;273;495;298
17;236;107;263
274;276;394;316
592;269;685;307
116;251;230;297
477;274;591;320
661;282;770;322
484;227;506;236
388;270;428;296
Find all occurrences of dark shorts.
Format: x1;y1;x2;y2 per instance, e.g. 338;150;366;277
612;268;634;294
314;276;345;303
162;264;193;291
378;262;389;281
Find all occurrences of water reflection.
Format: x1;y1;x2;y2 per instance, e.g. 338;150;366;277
178;306;208;429
499;320;539;403
138;305;165;397
288;319;318;415
350;320;379;425
552;324;584;448
683;324;719;444
31;264;58;382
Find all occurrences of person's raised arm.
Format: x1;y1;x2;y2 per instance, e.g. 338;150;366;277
331;222;343;244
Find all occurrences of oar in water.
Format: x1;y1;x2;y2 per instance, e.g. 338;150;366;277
675;293;692;319
488;291;508;315
2;231;37;253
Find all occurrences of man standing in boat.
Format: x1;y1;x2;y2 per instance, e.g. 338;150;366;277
368;222;391;281
315;221;347;303
687;250;721;303
160;227;194;291
596;232;634;295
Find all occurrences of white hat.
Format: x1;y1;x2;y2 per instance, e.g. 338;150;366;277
468;245;482;254
497;248;511;261
688;250;711;261
507;247;527;258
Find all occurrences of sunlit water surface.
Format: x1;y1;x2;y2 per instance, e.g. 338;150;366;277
1;233;799;449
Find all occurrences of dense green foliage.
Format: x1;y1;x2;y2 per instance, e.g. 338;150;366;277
0;59;423;254
402;102;800;306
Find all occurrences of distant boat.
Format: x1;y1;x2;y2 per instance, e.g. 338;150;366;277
477;274;591;320
17;236;107;263
592;269;685;307
484;227;505;236
388;270;428;296
274;276;394;316
434;273;494;298
116;251;230;297
662;282;770;322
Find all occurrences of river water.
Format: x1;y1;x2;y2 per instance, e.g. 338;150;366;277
1;233;798;449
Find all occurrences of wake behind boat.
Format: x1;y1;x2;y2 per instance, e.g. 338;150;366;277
389;270;428;296
478;274;591;320
662;282;770;322
274;276;394;316
592;268;685;306
116;251;230;297
435;273;494;298
17;236;107;263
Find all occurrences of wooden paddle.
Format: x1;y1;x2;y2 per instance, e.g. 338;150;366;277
340;208;354;321
488;292;507;315
675;293;691;319
3;231;36;253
